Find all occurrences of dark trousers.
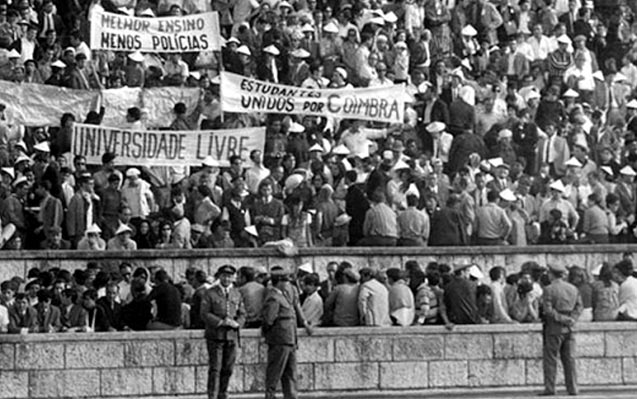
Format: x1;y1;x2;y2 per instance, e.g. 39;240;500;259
543;332;578;395
265;344;297;399
206;339;237;399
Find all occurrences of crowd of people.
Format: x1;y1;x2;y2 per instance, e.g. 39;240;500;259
1;254;636;333
0;0;636;249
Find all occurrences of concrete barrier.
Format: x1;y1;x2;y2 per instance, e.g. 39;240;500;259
1;323;637;398
0;244;633;282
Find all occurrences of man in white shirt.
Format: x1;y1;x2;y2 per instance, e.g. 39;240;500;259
527;24;552;62
244;150;270;194
614;260;637;320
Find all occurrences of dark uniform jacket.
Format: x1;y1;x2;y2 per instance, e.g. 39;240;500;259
262;286;299;346
200;285;246;341
542;279;583;335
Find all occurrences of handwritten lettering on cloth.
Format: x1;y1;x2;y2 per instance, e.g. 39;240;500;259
220;71;406;123
90;10;221;52
73;124;265;167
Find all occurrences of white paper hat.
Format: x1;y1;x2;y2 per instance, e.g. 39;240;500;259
263;45;280;55
323;22;338;33
244;225;258;237
592;71;605;81
298;263;313;273
1;167;14;179
565;157;583;168
600;166;614;176
290;48;310;58
557;34;572;44
115;224;133;235
426;121;446;133
332;144;350;156
499;188;517;202
33;141;50;153
563;89;580;98
202;156;220;167
288;121;305;133
627;99;637;109
620;165;637;176
549;179;566;192
237;45;251;56
51;60;66;69
461;25;478;36
128;51;144;63
85;224;102;235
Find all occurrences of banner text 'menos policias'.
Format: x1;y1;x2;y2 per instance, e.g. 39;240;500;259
89;9;221;52
220;71;406;123
72;124;265;167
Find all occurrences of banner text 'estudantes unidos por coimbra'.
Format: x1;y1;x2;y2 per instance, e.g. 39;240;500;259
220;71;406;124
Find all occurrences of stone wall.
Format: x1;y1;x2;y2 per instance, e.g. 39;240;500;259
0;245;632;282
1;323;637;398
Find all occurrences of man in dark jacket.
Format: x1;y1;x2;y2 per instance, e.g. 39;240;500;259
429;194;468;246
147;269;182;330
96;282;123;332
344;170;370;245
200;265;245;399
443;264;480;327
262;269;312;399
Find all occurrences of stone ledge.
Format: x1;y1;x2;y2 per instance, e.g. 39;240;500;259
2;322;637;344
3;243;636;261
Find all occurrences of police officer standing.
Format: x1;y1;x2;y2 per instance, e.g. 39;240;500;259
540;263;583;396
262;268;312;399
201;265;246;399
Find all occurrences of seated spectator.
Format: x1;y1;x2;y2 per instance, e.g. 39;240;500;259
67;289;104;332
509;280;540;323
488;266;515;324
121;278;153;331
8;293;38;334
613;260;637;321
35;289;62;333
568;266;593;322
107;224;137;251
476;285;494;324
300;273;323;327
443;264;480;327
147;269;182;330
40;226;70;249
359;191;398;246
155;221;179;249
76;224;106;251
591;263;619;321
387;268;415;326
324;266;360;327
357;267;391;327
96;282;123;332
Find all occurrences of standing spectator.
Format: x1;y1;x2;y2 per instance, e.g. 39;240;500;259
474;190;513;245
66;173;99;247
357;267;391;327
200;265;245;399
121;168;155;225
262;269;312;399
397;194;430;246
540;263;582;397
429;195;468;246
359;191;398;246
251;179;284;245
237;266;265;329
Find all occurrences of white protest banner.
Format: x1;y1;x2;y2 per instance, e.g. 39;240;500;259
90;9;221;52
0;81;97;126
72;124;265;167
220;71;406;123
0;80;200;128
101;86;201;128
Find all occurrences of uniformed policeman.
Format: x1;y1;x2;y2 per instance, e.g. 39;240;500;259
200;265;246;399
262;268;312;399
540;263;583;396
